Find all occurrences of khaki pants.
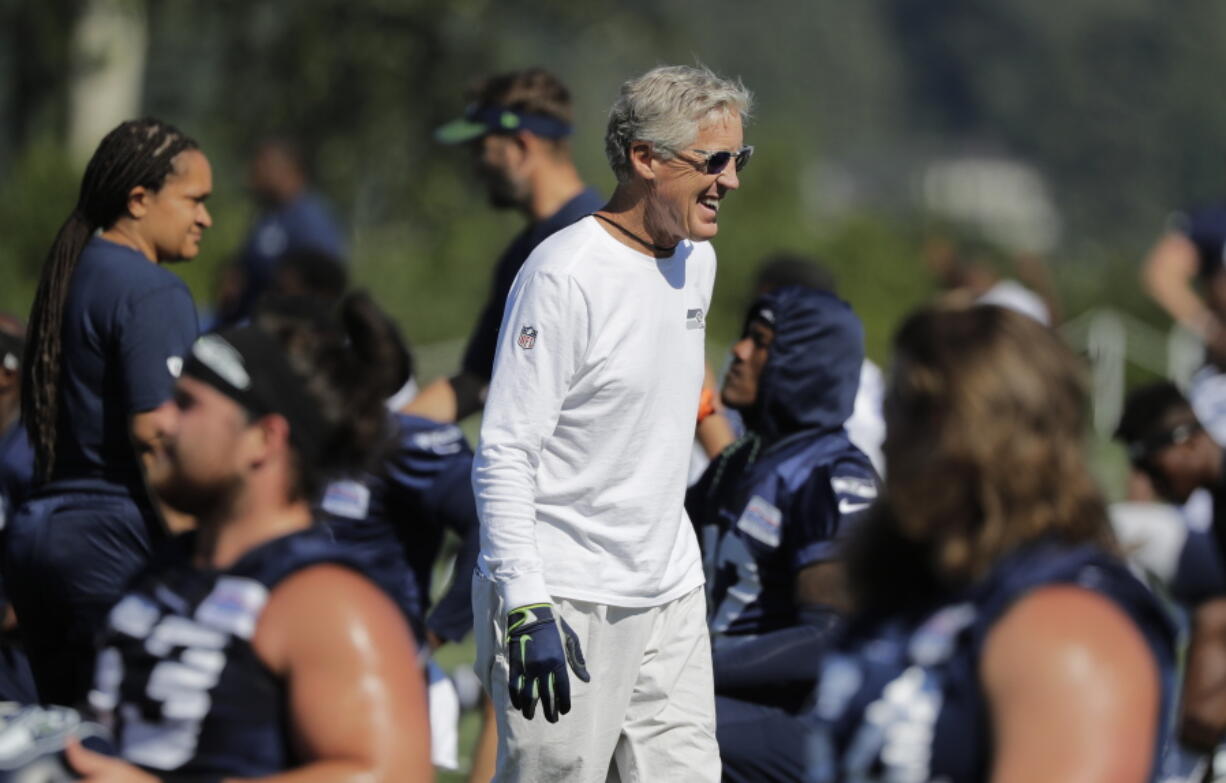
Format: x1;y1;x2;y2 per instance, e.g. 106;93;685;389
473;571;720;783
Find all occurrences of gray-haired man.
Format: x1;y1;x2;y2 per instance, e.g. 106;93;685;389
472;65;753;781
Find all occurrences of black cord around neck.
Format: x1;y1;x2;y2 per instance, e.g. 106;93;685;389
592;212;678;254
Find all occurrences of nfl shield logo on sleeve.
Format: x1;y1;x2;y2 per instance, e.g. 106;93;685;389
517;326;538;350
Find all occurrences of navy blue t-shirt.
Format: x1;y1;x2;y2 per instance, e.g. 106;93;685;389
460;188;604;382
0;419;34;529
53;237;198;490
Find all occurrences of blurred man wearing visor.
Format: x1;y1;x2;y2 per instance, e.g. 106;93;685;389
407;68;602;424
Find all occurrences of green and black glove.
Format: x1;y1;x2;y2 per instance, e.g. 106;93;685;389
506;603;590;722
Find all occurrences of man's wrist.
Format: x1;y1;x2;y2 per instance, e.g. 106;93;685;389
498;573;552;612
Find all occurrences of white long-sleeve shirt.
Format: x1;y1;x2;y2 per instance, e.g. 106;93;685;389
473;216;713;609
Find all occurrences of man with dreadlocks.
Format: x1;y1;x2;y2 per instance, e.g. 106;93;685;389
5;118;212;706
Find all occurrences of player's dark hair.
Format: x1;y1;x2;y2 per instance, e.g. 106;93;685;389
1115;381;1194;458
469;67;574;125
338;291;413;400
23;118;199;481
753;253;836;297
272;249;348;301
847;305;1113;610
254;292;401;501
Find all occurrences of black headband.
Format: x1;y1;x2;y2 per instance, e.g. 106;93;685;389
742;300;777;337
182;328;326;466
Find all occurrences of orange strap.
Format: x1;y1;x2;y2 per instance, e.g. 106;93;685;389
697;387;717;423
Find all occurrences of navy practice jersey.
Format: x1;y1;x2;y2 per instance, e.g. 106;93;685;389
90;527;371;778
688;430;876;639
808;539;1178;783
54;237;197;490
319;412;479;643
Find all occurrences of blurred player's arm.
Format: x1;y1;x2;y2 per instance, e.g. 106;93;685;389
404;372;487;424
424;460;481;646
982;586;1160;783
405;290;501;424
1142;231;1221;340
696;362;735;458
710;560;846;692
1180;597;1226;751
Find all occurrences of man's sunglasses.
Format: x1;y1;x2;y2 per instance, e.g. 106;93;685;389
1126;421;1200;465
677;145;755;175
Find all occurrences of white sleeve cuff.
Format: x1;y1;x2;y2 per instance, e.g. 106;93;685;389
499;573;553;612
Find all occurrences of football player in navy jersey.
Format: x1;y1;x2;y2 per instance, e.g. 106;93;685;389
0;315;37;704
1116;382;1226;756
1143;204;1226;444
686;285;877;783
65;315;431;781
0;315;34;531
810;305;1176;783
297;293;479;771
6;119;210;706
297;292;479;650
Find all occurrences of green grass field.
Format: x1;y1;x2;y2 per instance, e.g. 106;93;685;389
433;637;484;782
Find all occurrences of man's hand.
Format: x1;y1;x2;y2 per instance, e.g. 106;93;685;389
65;738;158;782
506;603;590;722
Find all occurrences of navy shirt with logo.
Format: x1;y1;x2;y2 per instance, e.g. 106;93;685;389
53;237;198;490
460;188;603;382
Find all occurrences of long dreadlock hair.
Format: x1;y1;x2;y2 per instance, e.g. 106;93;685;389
23;118;199;481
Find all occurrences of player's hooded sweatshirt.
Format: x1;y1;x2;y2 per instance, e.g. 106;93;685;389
686;285;878;707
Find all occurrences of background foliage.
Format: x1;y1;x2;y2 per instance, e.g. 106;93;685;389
7;0;1224;355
